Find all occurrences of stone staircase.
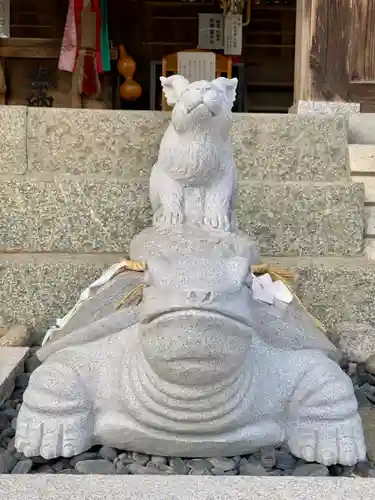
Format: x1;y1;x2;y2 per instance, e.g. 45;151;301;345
0;106;374;341
348;114;375;260
294;102;375;261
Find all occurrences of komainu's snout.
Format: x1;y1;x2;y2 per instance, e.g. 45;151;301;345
183;83;226;117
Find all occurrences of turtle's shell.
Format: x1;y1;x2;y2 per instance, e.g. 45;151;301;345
38;226;338;363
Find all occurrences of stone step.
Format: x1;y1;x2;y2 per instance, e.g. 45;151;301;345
347;143;375;260
27;108;349;181
0;106;26;175
296;100;361;116
0;106;349;181
348;144;375;205
0;178;364;257
349;114;375;144
0;347;29;403
0;254;374;341
0;476;373;500
366;239;375;260
352;175;375;203
365;207;375;236
349;144;375;173
237;180;364;256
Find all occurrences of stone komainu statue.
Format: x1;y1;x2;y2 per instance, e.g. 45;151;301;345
150;75;238;231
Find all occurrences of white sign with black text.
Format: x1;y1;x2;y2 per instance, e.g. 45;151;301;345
198;13;224;50
0;0;10;38
224;14;243;56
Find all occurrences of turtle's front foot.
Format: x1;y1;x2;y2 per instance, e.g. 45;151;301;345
286;354;368;466
288;414;366;466
15;360;94;460
16;404;93;459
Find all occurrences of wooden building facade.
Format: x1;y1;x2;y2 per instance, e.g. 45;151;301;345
294;0;375;111
0;0;375;112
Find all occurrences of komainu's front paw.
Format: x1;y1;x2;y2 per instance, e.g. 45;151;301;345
204;210;230;232
154;204;183;227
288;414;366;466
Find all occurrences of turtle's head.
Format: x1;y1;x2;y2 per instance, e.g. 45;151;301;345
138;253;254;386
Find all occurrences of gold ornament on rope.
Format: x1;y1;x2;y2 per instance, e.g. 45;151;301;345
219;0;251;24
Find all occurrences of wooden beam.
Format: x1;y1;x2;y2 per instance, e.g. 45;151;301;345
349;0;375;81
0;57;6;104
294;0;375;105
294;0;353;102
0;38;61;59
323;0;350;100
0;38;118;60
293;0;319;102
349;82;375;111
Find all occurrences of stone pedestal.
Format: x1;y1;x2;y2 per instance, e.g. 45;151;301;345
296;100;360;115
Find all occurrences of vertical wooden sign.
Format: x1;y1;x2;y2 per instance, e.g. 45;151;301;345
0;0;10;38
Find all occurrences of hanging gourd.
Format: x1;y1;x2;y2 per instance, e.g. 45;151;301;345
117;45;142;102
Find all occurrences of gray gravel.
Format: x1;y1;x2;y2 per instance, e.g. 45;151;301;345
260;447;276;468
207;457;236;471
0;348;374;477
69;452;98;468
0;451;17;473
169;457;189;474
292;463;330;477
11;459;33;474
239;460;268;476
98;446;118;462
75;459;116;474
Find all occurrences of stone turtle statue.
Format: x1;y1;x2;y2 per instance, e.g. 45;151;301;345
15;75;366;466
15;226;365;465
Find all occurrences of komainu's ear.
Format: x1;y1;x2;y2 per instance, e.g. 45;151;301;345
212;77;238;106
160;75;190;106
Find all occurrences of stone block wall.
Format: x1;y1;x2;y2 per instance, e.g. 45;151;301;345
294;101;375;261
3;107;363;257
0;105;373;339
